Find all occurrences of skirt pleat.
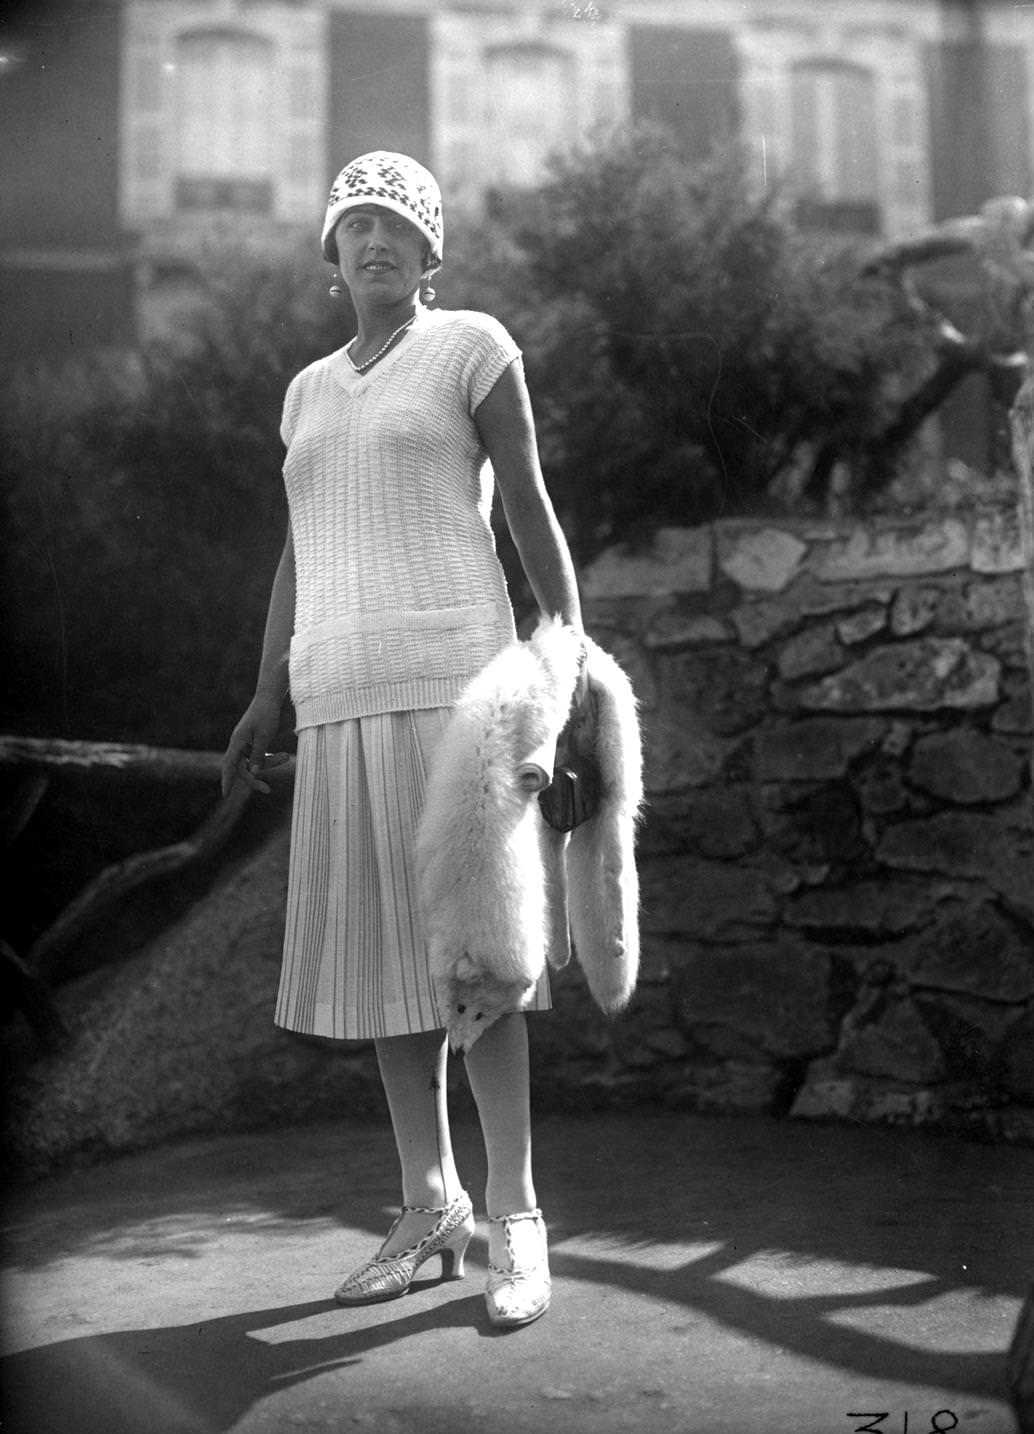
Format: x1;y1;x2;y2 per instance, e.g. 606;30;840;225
275;708;551;1040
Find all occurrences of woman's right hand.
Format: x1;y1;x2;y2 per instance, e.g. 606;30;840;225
220;693;287;797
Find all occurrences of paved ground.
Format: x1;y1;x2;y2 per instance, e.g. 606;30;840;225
2;1111;1032;1434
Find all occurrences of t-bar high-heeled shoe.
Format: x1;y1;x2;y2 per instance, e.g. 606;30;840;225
334;1190;475;1305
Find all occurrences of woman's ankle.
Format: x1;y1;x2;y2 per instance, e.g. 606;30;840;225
400;1175;464;1210
484;1181;537;1221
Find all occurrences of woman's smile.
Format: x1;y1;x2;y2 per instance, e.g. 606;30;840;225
337;205;428;301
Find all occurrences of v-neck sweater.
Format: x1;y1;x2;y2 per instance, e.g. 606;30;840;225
281;308;521;727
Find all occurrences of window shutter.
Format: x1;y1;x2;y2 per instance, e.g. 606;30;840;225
629;25;739;159
926;41;1032;219
327;12;430;176
121;15;173;223
279;27;327;225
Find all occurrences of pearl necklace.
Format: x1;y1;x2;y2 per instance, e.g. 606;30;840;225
346;317;416;373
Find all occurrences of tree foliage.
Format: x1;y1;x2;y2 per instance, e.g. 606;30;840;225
441;128;926;556
1;247;344;746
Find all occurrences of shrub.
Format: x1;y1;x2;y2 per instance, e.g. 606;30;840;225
440;127;925;557
1;246;344;747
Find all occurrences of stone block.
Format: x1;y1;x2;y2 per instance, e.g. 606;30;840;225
640;858;778;941
717;525;807;593
666;1059;788;1115
878;813;1034;924
734;582;892;651
798;577;895;617
837;606;887;644
877;811;998;878
992;688;1033;736
669;786;759;859
831;993;947;1082
791;1071;950;1128
799;638;1000;712
672;941;833;1058
915;991;1020;1082
644;611;732;649
730;598;799;649
637;933;686;983
753;718;885;782
758;782;868;868
642;708;736;792
904;901;1034;1002
998;1106;1034;1143
582;526;712;599
908;729;1024;804
933;576;1025;633
661;647;770;736
971;508;1025;574
1001;1010;1034;1101
777;622;847;681
852;756;912;815
813;518;970;582
878;810;1006;876
785;879;942;937
890;585;939;636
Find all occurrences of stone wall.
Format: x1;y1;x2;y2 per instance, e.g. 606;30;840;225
537;508;1034;1143
8;507;1034;1177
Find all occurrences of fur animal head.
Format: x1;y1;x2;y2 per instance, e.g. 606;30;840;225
435;955;534;1054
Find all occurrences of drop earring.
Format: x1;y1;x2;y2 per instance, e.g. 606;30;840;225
329;276;345;298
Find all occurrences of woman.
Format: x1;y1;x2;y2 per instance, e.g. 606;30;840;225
220;152;583;1330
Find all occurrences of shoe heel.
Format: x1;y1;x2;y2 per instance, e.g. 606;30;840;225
440;1227;472;1281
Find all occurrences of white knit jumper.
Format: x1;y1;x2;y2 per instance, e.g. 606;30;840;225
281;308;521;728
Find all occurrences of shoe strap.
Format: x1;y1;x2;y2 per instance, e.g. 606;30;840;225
487;1209;546;1276
374;1193;469;1260
400;1191;468;1216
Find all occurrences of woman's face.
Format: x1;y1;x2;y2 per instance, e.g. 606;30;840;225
335;204;429;305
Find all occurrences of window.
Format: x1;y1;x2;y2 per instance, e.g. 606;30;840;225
790;60;880;234
174;27;274;212
630;26;739;162
484;43;576;189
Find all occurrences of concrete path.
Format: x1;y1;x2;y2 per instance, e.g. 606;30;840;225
2;1112;1031;1434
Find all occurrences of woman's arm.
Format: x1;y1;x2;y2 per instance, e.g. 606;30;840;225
220;523;296;796
474;362;583;633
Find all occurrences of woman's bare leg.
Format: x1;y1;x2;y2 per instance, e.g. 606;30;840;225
373;1029;463;1254
463;1012;537;1267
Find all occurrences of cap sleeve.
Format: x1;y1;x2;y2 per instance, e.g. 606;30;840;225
460;313;522;416
280;372;305;448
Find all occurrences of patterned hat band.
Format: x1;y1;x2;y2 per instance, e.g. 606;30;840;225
321;151;444;268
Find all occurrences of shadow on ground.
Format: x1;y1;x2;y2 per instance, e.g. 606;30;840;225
2;1112;1030;1434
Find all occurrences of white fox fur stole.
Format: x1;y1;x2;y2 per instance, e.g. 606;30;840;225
416;617;643;1052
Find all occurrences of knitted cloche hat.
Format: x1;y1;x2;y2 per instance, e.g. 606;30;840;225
321;151;444;268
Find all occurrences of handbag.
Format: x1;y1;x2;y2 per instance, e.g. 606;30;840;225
538;691;602;833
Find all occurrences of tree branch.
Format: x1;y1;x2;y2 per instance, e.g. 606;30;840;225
26;782;254;983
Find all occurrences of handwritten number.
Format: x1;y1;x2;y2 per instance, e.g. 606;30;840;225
846;1415;957;1434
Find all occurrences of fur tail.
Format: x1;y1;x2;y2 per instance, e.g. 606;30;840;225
568;640;643;1013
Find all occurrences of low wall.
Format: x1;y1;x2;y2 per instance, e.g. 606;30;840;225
7;507;1034;1177
540;507;1034;1142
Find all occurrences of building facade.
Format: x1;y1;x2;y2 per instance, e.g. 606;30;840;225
2;0;1032;360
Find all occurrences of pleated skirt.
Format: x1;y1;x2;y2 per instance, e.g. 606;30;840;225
275;708;552;1040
